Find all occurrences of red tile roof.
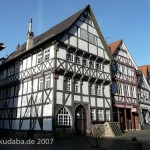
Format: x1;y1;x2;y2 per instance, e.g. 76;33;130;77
138;65;150;77
108;40;122;54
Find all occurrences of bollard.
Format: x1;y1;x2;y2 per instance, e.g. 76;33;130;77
128;137;142;150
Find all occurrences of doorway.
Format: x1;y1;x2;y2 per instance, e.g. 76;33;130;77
75;105;87;135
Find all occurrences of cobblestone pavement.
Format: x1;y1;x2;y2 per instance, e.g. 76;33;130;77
0;130;150;150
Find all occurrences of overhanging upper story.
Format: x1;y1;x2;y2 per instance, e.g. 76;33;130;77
0;5;112;87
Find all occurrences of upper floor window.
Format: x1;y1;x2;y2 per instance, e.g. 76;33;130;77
80;28;88;41
90;60;95;69
117;83;123;95
67;52;74;62
66;78;71;92
37;52;43;64
90;83;95;95
98;110;104;121
39;78;43;90
89;33;96;44
75;55;81;65
44;48;50;61
56;107;71;126
97;63;102;70
45;75;50;89
125;85;130;97
15;63;19;73
83;58;88;67
74;79;80;93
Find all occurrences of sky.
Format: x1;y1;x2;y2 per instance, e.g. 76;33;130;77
0;0;150;66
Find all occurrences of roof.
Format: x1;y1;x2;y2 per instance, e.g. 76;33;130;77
4;4;113;63
108;40;122;54
0;43;5;51
138;65;150;77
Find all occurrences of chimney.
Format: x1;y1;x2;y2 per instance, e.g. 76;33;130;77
26;18;34;50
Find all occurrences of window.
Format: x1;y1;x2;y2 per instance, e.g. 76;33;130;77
56;107;71;126
15;85;19;96
91;109;96;121
80;28;88;41
66;78;71;92
106;110;110;121
44;48;50;61
97;63;102;70
90;83;95;95
83;58;88;67
89;33;95;44
125;85;130;97
117;83;123;95
39;78;43;90
45;76;50;89
97;85;102;96
90;60;95;69
74;80;80;93
37;52;43;64
15;63;19;73
75;56;81;65
131;86;136;98
98;110;104;121
67;52;74;62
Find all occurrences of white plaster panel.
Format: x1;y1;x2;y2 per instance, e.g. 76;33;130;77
23;58;27;70
22;96;27;106
27;56;31;69
17;97;22;107
32;54;36;66
90;97;96;107
19;83;22;96
70;36;77;47
60;34;68;44
57;47;66;59
74;95;81;102
105;98;110;108
97;38;104;48
51;74;54;88
56;92;63;104
23;82;27;94
104;85;110;97
50;45;55;59
98;47;104;57
82;96;89;102
65;94;72;106
43;104;52;116
82;81;88;95
17;108;21;118
57;76;63;91
104;51;110;60
97;98;104;107
43;118;52;131
8;98;13;108
27;80;32;93
78;39;88;51
21;120;30;130
104;64;110;73
33;78;38;92
68;25;77;36
88;25;98;36
89;44;97;55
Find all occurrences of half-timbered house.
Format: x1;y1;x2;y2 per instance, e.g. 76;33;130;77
138;65;150;128
109;40;140;131
0;5;112;136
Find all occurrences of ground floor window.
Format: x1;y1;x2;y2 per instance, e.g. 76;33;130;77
98;109;104;121
56;107;71;126
105;110;110;121
91;109;96;121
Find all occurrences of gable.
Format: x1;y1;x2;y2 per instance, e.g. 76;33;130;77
59;6;112;60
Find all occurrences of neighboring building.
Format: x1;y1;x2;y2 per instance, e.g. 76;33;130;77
138;65;150;128
109;40;140;131
0;5;112;136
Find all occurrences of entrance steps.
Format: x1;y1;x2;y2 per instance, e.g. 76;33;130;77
104;122;123;137
92;122;123;137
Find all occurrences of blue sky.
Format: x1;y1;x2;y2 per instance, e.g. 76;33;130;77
0;0;150;66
